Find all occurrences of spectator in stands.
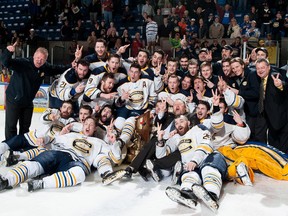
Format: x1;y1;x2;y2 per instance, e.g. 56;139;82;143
158;17;173;38
168;7;180;25
131;32;145;57
209;15;225;39
120;29;131;58
259;2;272;37
227;18;242;39
240;15;251;36
284;14;288;37
209;39;222;62
70;3;82;24
106;22;117;37
169;32;181;56
245;20;260;39
201;0;216;19
182;10;191;24
122;5;134;25
89;0;102;23
186;18;198;39
92;22;103;38
271;12;284;41
61;20;73;41
198;18;208;39
154;8;164;27
74;19;86;41
178;17;187;36
142;0;155;17
216;3;234;37
231;37;242;58
248;6;259;25
146;15;158;53
107;29;119;51
0;21;8;48
87;31;97;55
175;1;186;19
102;0;113;26
207;13;214;29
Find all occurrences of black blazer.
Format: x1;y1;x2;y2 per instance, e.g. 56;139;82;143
264;72;288;130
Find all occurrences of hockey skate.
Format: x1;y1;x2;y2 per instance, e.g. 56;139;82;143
171;161;183;185
145;159;162;182
27;179;44;192
236;162;253;186
165;186;197;208
2;150;19;167
0;175;9;191
102;170;127;186
192;184;219;212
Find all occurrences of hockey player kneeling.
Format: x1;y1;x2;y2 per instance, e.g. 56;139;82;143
154;115;227;212
0;117;124;192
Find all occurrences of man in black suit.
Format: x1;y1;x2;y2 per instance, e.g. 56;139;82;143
256;58;288;153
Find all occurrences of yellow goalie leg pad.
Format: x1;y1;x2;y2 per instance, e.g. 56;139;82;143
227;157;255;185
234;145;288;180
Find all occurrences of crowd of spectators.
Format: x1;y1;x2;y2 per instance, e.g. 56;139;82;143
0;0;288;60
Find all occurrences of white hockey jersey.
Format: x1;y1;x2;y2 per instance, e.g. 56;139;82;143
156;125;214;166
49;68;88;101
207;112;251;149
24;108;75;146
116;78;157;110
49;132;122;173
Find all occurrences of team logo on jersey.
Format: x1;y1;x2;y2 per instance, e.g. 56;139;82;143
73;139;92;154
130;91;144;103
40;72;45;77
232;83;236;88
178;139;194;154
242;81;247;86
50;125;63;136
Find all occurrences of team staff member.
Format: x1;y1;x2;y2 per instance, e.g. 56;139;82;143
0;42;73;140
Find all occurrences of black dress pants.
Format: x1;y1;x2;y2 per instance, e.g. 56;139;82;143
5;99;33;140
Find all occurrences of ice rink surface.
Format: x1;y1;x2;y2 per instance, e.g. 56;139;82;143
0;110;288;216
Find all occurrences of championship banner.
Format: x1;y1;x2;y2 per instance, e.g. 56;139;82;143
0;82;49;112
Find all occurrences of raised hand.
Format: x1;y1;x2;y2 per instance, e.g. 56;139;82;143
121;89;130;100
187;89;194;103
212;89;220;106
154;61;162;76
101;92;118;100
204;78;215;89
75;82;86;93
117;44;130;54
244;54;251;65
7;41;17;52
50;113;60;122
74;45;83;61
232;110;243;125
185;161;197;171
196;88;203;100
156;122;165;141
36;137;45;147
60;124;73;135
271;73;283;88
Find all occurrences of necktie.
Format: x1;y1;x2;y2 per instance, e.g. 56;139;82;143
258;79;265;113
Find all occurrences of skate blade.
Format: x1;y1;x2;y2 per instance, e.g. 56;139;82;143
146;160;160;182
165;187;197;209
171;161;182;185
237;163;253;186
192;184;219;213
102;170;126;186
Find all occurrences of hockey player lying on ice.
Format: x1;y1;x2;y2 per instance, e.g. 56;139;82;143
0;117;125;192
